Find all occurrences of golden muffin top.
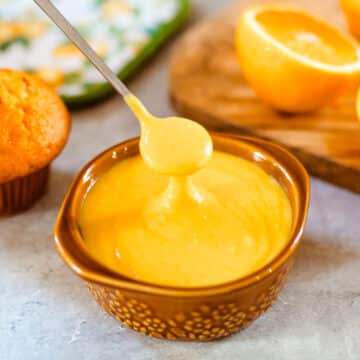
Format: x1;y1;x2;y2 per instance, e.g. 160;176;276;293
0;69;71;183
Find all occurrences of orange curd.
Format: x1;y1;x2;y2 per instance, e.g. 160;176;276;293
79;95;292;287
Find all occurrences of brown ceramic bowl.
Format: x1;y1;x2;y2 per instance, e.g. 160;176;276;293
54;133;309;341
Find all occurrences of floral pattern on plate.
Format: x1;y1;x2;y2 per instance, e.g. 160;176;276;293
0;0;182;100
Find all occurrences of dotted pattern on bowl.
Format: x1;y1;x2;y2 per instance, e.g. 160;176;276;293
86;264;291;341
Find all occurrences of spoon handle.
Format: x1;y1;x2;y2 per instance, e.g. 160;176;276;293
33;0;131;97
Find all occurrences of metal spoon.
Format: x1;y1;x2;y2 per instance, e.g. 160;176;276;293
33;0;213;175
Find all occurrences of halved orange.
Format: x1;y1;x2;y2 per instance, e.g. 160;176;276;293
235;4;360;113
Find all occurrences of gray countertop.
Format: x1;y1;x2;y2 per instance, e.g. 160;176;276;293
1;1;360;359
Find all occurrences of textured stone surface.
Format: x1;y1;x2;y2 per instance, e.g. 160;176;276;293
1;1;360;359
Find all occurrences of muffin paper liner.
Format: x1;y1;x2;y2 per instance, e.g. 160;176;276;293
0;165;49;215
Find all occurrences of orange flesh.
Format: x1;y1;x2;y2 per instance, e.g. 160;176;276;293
256;11;358;65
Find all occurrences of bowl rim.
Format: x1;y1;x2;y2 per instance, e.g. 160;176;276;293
54;132;310;297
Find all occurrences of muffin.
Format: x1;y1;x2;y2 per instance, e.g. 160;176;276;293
0;69;71;214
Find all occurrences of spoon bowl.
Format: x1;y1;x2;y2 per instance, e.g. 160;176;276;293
140;116;213;175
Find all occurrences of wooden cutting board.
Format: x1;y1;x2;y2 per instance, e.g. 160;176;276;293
169;0;360;193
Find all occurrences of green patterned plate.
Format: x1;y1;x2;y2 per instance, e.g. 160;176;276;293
0;0;189;107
